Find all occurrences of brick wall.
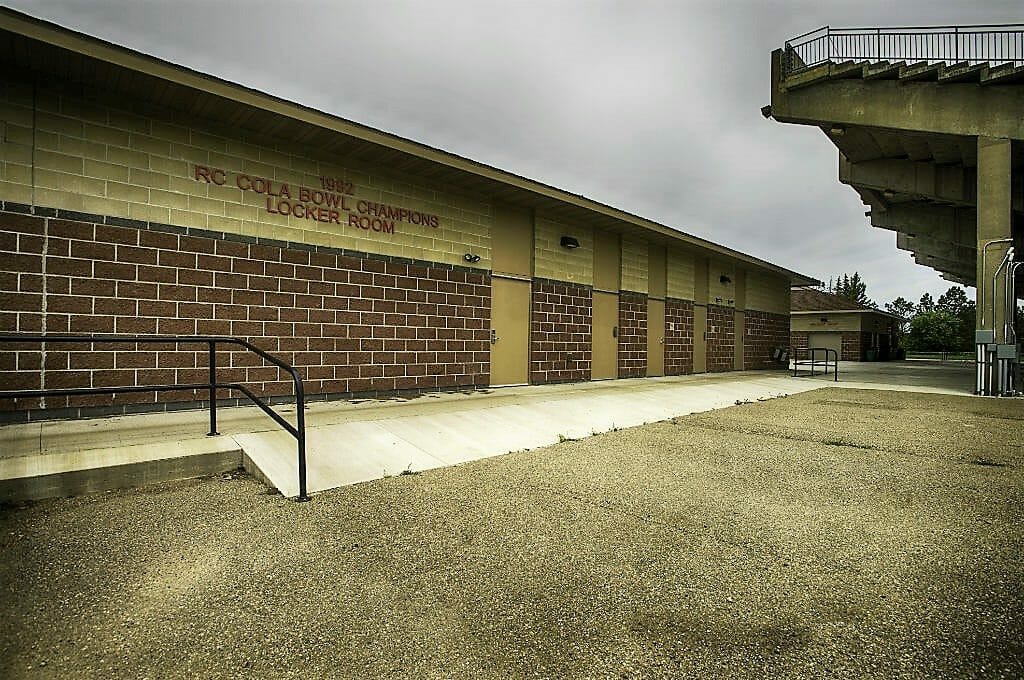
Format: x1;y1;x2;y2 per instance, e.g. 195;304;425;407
0;207;490;421
529;279;592;384
664;298;694;375
790;331;808;354
706;303;735;372
743;310;789;370
845;332;869;362
617;291;647;378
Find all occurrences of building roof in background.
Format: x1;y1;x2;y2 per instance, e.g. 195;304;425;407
791;287;897;315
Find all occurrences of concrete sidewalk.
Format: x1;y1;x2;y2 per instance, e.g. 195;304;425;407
0;361;988;501
1;371;819;501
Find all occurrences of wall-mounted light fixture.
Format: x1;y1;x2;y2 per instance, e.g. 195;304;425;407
463;253;481;263
882;189;895;199
829;125;846;136
719;275;732;284
560;236;580;249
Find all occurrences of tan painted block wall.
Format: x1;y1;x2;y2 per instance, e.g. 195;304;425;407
667;248;695;300
707;258;737;306
621;237;648;293
746;270;791;315
534;217;592;284
0;80;491;269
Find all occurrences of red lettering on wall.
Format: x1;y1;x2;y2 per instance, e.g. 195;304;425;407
194;165;226;185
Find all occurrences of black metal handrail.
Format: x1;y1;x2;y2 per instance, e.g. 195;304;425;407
0;334;309;502
784;24;1024;76
791;347;839;382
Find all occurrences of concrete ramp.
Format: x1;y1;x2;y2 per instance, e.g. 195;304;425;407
238;373;820;497
2;372;827;501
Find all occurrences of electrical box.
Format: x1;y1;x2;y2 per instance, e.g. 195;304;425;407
996;344;1018;359
976;330;995;344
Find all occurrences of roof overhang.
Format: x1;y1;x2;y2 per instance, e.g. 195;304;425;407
0;7;817;285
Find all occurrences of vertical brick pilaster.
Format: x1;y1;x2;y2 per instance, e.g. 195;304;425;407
617;291;647;378
665;298;694;375
529;279;592;383
706;303;735;372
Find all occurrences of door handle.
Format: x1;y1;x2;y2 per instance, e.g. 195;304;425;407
490;329;498;344
612;326;618;338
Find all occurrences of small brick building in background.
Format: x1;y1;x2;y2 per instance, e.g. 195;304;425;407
0;10;813;422
790;287;899;361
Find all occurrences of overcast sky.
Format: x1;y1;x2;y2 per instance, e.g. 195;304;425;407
10;0;1021;306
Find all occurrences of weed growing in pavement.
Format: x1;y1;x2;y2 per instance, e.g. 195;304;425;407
399;463;420;476
822;438;874;450
971;457;1008;468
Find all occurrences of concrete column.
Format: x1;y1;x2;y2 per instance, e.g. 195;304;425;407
976;137;1013;336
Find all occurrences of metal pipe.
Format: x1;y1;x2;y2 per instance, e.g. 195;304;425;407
980;238;1013;327
1004;261;1020;344
992;247;1013;343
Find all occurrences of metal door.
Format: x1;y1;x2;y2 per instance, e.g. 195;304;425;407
490;277;531;386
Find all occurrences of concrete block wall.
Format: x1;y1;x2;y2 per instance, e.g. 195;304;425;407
534;218;592;284
706;303;736;372
529;279;592;384
667;249;695;301
0;209;490;420
620;238;648;294
665;298;695;375
744;310;789;369
746;271;790;316
0;79;491;270
617;291;647;378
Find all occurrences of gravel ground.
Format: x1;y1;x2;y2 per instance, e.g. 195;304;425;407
1;387;1022;679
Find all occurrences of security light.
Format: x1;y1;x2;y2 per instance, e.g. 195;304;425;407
560;236;580;249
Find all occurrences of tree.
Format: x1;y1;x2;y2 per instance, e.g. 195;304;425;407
885;296;915;325
833;272;874;307
933;286;975;351
885;296;916;351
936;286;970;316
907;311;961;352
917;292;935;313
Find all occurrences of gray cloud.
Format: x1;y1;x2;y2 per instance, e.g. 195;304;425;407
11;0;1020;306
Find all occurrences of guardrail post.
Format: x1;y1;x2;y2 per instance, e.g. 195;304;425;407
207;340;219;436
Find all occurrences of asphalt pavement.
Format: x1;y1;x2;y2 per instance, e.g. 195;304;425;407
1;386;1021;679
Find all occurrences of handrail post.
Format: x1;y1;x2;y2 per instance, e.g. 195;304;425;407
294;372;310;502
207;340;219;436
